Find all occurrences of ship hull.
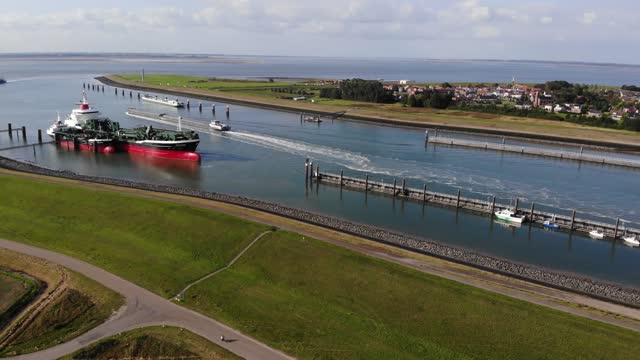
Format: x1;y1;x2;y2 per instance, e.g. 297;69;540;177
57;139;116;154
118;142;200;161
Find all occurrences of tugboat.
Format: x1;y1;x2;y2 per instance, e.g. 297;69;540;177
116;125;200;161
0;78;6;85
47;93;107;136
142;94;184;108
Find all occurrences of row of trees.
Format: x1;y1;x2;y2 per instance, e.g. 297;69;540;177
319;79;395;103
533;81;615;112
402;92;454;109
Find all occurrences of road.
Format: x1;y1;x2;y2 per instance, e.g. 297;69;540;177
0;239;293;360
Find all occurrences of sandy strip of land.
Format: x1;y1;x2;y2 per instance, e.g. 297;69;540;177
2;168;640;334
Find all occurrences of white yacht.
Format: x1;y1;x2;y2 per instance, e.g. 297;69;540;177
494;209;526;224
589;229;605;239
209;120;230;131
622;234;639;247
47;93;107;136
142;94;184;108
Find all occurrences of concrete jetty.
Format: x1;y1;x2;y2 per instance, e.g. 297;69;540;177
427;135;640;169
310;164;639;240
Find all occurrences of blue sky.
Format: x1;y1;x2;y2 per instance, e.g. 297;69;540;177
1;0;639;64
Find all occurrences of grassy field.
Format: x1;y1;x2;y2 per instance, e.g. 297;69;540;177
185;230;640;360
0;249;123;357
0;270;39;331
0;176;269;297
59;326;241;360
110;74;640;146
2;175;640;359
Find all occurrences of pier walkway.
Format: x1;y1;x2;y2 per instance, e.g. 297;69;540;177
428;135;640;169
309;165;640;240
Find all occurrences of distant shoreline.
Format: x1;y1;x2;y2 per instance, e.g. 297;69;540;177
97;75;640;151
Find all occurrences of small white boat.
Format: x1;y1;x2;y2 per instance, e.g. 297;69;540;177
494;209;525;224
622;234;639;247
209;120;230;131
589;229;605;239
142;94;184;108
304;115;322;123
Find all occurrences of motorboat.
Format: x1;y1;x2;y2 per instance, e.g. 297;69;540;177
543;219;560;230
589;229;605;239
622;234;639;247
142;94;184;108
47;93;106;136
304;115;322;123
494;209;526;224
209;120;230;131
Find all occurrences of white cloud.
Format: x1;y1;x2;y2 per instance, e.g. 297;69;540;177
474;25;500;39
582;11;597;25
540;16;553;24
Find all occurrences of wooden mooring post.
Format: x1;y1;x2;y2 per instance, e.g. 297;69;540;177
423;184;427;202
340;170;343;188
456;190;461;208
226;106;230;119
491;196;496;213
37;129;42;144
530;203;535;221
21;126;26;140
514;198;519;212
365;175;369;193
393;179;397;195
570;210;577;231
304;158;309;179
402;178;406;195
7;123;12;137
614;218;621;239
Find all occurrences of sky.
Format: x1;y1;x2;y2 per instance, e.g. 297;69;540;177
1;0;639;64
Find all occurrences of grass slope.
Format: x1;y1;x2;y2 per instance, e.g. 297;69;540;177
0;249;123;357
60;326;242;360
185;231;640;360
0;176;269;297
0;270;39;331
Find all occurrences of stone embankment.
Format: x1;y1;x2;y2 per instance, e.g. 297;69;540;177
2;155;639;308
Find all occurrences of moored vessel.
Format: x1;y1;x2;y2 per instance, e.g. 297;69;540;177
142;94;184;108
494;209;526;224
54;118;118;154
0;78;6;85
589;229;605;239
622;234;639;247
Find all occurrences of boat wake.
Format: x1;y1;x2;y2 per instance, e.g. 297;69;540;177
223;131;640;227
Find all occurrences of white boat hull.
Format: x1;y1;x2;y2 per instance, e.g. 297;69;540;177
623;236;639;246
494;210;525;224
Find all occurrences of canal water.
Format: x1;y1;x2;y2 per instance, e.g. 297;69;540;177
1;57;639;288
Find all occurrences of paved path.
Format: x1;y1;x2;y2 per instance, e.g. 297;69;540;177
175;230;272;299
0;239;293;360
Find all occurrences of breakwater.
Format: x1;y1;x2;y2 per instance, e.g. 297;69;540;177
428;134;640;169
1;155;639;308
311;167;640;239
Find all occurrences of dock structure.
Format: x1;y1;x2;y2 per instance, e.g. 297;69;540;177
310;165;639;240
427;135;640;169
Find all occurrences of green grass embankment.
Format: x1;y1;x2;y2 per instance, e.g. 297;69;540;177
1;174;639;359
0;176;268;298
59;326;241;360
0;249;123;357
184;231;640;359
0;270;39;331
